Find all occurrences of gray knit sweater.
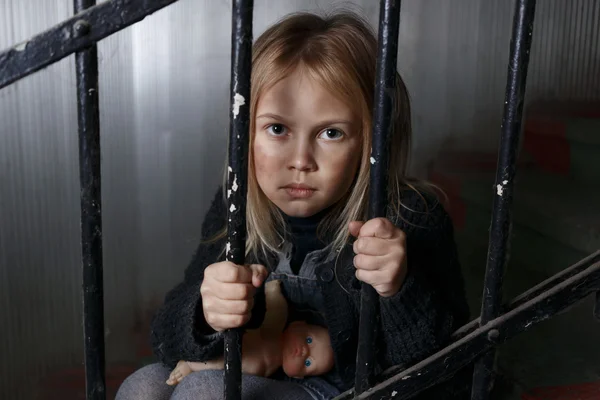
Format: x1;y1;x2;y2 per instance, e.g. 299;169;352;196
150;187;471;398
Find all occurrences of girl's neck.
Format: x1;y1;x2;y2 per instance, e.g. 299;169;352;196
283;206;332;233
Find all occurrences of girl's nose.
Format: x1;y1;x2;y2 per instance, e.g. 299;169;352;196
289;140;316;172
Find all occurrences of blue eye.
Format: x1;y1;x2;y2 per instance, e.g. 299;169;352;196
304;359;312;367
306;336;313;344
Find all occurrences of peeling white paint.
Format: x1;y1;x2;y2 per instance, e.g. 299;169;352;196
370;157;376;165
232;175;238;192
496;179;509;196
228;166;233;173
226;242;231;255
232;93;246;118
227;189;232;198
402;375;411;380
15;41;28;52
230;204;237;212
391;391;398;397
497;184;504;196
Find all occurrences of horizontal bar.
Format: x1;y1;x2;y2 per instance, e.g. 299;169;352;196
0;0;181;90
223;0;253;399
334;257;600;400
453;250;600;340
355;0;402;394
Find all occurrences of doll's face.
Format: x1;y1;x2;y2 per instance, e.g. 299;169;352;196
281;321;334;378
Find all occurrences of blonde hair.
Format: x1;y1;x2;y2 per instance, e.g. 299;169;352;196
220;11;419;261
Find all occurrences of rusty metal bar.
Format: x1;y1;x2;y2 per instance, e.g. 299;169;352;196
354;0;402;396
0;0;181;90
223;0;253;399
471;1;537;398
73;1;105;399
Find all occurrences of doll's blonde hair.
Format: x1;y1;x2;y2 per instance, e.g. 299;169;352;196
219;11;419;260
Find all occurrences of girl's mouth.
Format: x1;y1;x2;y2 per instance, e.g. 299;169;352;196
283;183;316;198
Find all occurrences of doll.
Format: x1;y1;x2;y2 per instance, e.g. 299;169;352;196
166;280;334;385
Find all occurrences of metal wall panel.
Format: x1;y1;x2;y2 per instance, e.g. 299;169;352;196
0;0;598;398
405;0;599;167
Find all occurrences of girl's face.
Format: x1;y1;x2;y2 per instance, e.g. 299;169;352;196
253;67;362;217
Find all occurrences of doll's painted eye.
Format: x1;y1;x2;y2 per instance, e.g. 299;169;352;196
304;359;312;367
306;336;313;344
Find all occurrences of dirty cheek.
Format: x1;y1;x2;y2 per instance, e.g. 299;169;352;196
254;139;284;181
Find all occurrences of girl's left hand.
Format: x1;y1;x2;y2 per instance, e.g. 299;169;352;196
349;218;408;297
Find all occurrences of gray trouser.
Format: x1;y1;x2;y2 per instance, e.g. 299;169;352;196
115;363;317;400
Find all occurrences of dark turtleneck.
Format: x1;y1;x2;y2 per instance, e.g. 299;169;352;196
283;207;331;274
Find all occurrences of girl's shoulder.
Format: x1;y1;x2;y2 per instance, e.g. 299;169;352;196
389;187;453;238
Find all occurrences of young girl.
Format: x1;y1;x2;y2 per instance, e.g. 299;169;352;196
117;10;470;400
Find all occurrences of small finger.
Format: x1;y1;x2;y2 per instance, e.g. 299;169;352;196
205;312;251;331
353;253;387;271
215;263;254;283
249;264;269;287
213;282;255;301
353;236;389;256
355;269;387;287
357;218;395;239
349;221;365;238
203;296;253;316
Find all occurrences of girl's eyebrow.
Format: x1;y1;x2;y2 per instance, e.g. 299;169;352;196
256;113;354;126
256;113;286;120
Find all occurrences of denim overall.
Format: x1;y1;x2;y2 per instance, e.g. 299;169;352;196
265;241;345;400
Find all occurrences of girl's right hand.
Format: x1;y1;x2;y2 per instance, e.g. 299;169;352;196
200;261;268;332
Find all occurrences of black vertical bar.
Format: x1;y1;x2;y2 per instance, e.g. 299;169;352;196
594;291;600;320
73;1;106;400
471;1;536;399
224;1;253;399
355;0;402;396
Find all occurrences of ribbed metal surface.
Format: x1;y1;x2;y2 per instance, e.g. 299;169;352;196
0;0;598;399
403;0;600;169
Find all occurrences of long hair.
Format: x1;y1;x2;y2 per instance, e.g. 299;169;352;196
218;11;417;261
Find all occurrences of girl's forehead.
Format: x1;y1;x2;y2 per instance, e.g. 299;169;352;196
256;70;357;121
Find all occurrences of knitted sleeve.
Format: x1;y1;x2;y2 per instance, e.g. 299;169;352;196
377;193;470;369
149;187;266;368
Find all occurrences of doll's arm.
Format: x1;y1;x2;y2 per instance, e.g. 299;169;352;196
260;280;288;336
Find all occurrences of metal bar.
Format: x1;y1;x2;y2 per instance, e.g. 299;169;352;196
471;1;537;399
73;1;105;399
335;259;600;400
453;250;600;340
595;291;600;320
355;0;402;395
0;0;181;90
224;0;253;399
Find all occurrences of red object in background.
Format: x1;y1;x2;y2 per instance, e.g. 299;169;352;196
521;381;600;400
522;100;600;177
428;168;467;230
522;116;570;176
